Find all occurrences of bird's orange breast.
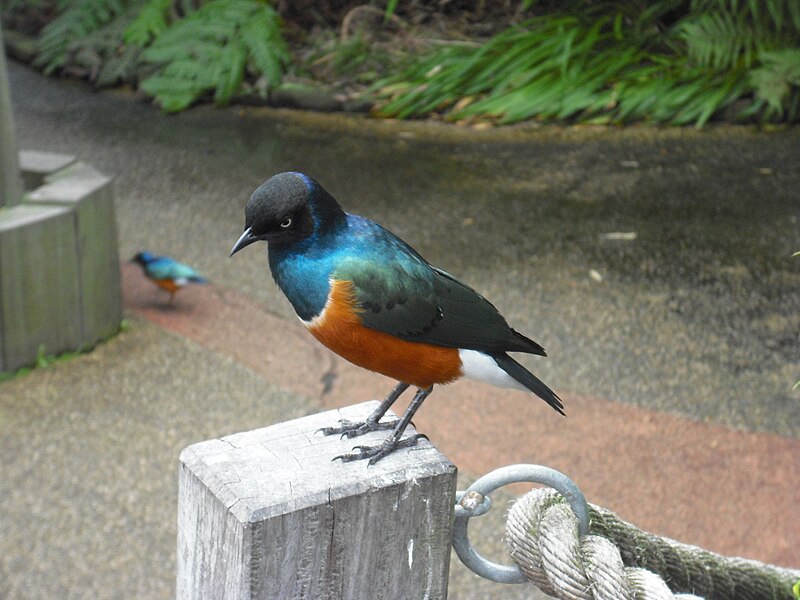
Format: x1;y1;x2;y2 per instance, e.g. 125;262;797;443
154;279;181;294
305;279;462;389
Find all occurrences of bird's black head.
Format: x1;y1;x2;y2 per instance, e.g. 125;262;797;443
131;251;154;266
230;172;344;256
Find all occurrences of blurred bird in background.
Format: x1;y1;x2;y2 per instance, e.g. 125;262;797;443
131;251;207;304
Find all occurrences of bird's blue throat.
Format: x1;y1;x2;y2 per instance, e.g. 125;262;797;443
268;237;338;321
267;212;416;322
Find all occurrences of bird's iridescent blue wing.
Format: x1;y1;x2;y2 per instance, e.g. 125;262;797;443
146;257;206;282
334;226;544;355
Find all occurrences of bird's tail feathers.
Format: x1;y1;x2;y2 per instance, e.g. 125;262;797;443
491;353;564;415
510;328;547;356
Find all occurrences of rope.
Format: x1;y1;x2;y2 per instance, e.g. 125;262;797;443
505;488;800;600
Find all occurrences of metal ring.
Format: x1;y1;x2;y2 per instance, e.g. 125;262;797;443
454;490;492;518
451;464;590;584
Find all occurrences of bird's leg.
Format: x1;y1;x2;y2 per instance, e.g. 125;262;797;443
318;382;409;438
335;386;432;465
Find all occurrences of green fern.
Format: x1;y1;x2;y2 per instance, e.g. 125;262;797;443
124;0;170;46
240;3;285;85
677;0;800;71
34;0;129;74
139;0;288;111
376;0;800;126
31;0;146;87
377;14;659;124
677;11;756;69
748;49;800;119
18;0;800;122
96;43;142;87
689;0;800;33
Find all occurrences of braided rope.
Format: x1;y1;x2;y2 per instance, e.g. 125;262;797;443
505;489;799;600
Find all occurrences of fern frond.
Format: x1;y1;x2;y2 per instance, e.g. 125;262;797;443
241;5;288;86
139;0;288;111
690;0;800;32
749;49;800;117
96;45;142;86
214;39;247;103
124;0;170;46
679;0;800;72
162;58;218;86
139;74;205;111
677;11;755;69
34;0;130;74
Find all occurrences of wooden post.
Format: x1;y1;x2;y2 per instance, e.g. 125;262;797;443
177;402;458;600
0;27;23;208
19;150;76;190
0;204;81;370
26;161;122;345
0;156;121;372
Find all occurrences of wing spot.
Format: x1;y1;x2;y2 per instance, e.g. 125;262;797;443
364;301;381;314
414;307;443;336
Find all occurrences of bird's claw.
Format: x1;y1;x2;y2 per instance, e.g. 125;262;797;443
318;418;398;439
317;419;356;436
332;434;427;465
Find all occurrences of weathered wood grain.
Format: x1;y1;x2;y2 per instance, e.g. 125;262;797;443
0;156;121;372
19;150;76;191
0;205;81;371
27;161;122;345
177;402;458;600
0;28;23;208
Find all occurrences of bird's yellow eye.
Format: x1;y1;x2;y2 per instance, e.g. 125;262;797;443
280;218;292;228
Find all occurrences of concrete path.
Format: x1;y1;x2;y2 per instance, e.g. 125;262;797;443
122;263;800;568
2;60;799;599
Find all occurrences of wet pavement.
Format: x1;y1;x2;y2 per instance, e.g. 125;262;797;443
10;61;800;436
2;59;799;599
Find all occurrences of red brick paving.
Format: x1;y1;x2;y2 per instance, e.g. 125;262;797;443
123;263;800;568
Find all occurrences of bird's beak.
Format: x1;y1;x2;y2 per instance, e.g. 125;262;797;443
230;227;257;257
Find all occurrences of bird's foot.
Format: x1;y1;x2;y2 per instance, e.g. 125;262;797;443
334;433;428;466
317;418;398;439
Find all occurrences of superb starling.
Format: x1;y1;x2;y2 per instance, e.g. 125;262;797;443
231;172;562;464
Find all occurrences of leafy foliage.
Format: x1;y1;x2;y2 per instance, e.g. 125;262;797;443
678;0;800;69
34;0;129;75
378;15;641;122
124;0;170;46
19;0;288;108
9;0;800;123
0;0;50;21
0;344;84;383
138;0;288;111
376;0;800;126
748;49;800;119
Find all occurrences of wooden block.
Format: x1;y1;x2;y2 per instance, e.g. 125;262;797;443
18;150;76;191
177;402;457;600
0;205;81;371
0;28;23;209
26;162;122;345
